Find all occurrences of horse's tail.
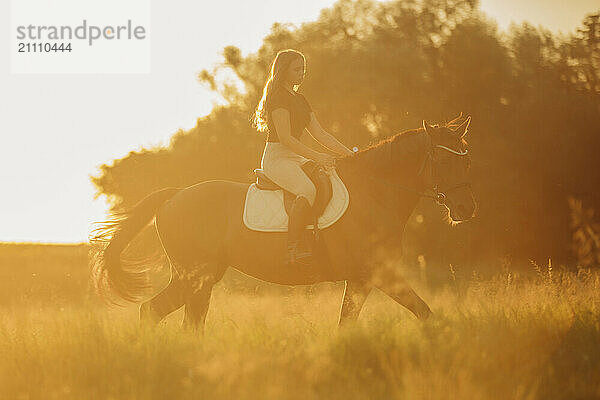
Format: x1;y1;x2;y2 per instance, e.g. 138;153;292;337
89;187;181;304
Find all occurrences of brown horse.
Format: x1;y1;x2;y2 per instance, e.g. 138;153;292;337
90;114;476;331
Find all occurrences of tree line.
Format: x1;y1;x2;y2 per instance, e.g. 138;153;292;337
91;0;600;274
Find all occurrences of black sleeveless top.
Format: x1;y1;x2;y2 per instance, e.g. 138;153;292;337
265;87;312;142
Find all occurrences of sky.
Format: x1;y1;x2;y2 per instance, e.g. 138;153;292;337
0;0;598;243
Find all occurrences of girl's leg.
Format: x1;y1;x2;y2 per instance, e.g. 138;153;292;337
263;157;317;206
261;144;316;265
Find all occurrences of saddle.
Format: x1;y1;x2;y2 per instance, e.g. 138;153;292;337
254;161;332;218
243;161;350;233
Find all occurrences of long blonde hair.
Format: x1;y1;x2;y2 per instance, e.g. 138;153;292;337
252;49;306;132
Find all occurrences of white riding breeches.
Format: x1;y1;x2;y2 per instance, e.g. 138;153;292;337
260;142;317;207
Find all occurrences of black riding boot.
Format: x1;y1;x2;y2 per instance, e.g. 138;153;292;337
286;196;313;266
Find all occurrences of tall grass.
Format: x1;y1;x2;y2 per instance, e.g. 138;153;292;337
0;244;599;399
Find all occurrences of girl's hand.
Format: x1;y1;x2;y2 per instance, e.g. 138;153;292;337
315;153;336;170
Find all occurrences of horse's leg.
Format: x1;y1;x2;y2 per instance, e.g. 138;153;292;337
182;268;225;333
181;282;214;333
378;278;432;320
337;280;371;329
139;273;188;327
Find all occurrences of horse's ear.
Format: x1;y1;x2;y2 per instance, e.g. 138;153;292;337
423;120;434;135
453;116;471;138
447;112;463;126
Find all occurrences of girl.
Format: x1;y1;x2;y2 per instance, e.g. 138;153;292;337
253;49;353;266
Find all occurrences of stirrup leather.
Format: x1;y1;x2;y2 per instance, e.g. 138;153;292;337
286;240;313;266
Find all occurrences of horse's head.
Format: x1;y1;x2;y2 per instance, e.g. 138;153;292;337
422;114;477;222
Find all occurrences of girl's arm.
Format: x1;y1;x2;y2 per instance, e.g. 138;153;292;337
271;108;328;163
305;113;354;157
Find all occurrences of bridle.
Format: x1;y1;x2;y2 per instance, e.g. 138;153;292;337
420;143;471;206
370;134;471;207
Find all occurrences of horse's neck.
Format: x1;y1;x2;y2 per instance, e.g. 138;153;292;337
337;130;428;230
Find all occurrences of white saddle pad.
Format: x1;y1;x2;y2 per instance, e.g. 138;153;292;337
243;169;350;232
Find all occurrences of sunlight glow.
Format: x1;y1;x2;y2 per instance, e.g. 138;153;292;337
0;0;596;242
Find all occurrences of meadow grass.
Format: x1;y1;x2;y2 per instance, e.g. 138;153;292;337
0;244;599;399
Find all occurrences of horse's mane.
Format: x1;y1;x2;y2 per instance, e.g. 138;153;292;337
338;117;468;174
338;127;425;173
358;128;423;154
